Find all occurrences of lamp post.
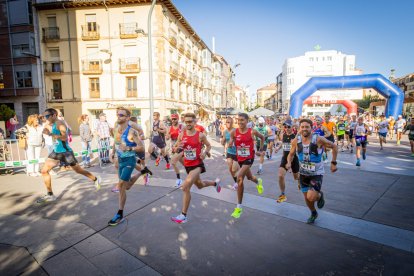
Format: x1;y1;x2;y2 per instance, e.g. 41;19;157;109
225;63;240;116
148;0;156;131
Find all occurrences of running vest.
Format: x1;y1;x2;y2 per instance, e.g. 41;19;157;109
182;130;202;167
224;129;236;155
255;125;268;145
282;133;296;155
115;125;137;158
169;124;182;141
152;121;165;142
52;122;72;153
235;128;254;162
355;124;367;137
313;126;325;137
349;121;357;132
337;122;346;135
296;134;324;176
268;125;277;140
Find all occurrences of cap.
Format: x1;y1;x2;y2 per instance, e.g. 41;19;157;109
258;117;265;124
99;113;106;117
283;120;292;126
171;114;179;119
315;117;323;123
398;115;402;118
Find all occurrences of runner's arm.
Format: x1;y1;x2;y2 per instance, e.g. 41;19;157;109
128;121;145;140
228;129;236;148
157;121;167;134
200;133;211;159
317;136;338;172
252;129;265;151
322;126;331;137
172;132;184;152
54;122;68;141
274;133;283;152
286;138;297;166
131;129;145;153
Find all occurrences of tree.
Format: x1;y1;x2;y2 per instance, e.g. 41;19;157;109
354;94;382;110
0;104;15;121
336;104;344;114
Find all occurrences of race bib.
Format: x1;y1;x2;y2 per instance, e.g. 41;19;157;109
184;149;196;160
282;143;291;151
300;162;316;172
339;126;345;130
237;147;250;157
153;131;159;136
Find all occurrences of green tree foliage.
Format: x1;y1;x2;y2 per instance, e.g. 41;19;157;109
354;94;382;110
0;104;15;121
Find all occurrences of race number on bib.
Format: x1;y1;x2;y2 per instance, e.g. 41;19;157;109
184;149;197;160
300;162;316;172
282;143;291;151
237;147;250;157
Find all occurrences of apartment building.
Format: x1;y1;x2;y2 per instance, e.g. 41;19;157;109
256;83;276;107
33;0;228;134
0;0;45;124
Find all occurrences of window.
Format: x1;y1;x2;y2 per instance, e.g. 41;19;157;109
89;78;100;98
47;16;57;27
327;56;332;61
126;76;137;97
13;44;30;57
49;48;60;59
16;71;32;88
52;79;62;99
86;14;97;32
309;57;314;62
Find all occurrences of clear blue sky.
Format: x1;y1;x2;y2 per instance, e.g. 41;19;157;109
173;0;413;97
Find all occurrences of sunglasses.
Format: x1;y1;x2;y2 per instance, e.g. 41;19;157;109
117;113;127;117
284;125;291;128
45;114;52;119
184;120;194;124
171;118;178;120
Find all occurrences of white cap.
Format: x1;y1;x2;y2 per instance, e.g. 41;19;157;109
398;115;402;118
258;117;265;124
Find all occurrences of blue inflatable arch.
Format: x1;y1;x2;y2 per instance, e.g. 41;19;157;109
289;74;404;118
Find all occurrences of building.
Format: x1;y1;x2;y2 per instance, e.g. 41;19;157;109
282;50;363;115
392;73;414;116
263;93;277;112
0;0;46;124
233;85;249;111
256;83;276;107
33;0;229;134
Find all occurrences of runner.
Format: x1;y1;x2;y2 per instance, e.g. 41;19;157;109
170;113;221;224
274;120;299;203
286;118;338;224
267;120;277;160
354;116;371;167
148;112;170;169
395;115;406;145
377;114;389;150
336;117;347;152
388;116;395;140
221;117;239;190
254;117;272;175
228;113;265;219
403;118;414;157
348;115;358;153
167;113;184;187
322;115;336;162
37;108;101;204
108;107;147;226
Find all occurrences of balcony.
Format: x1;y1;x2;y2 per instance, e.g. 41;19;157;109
119;22;138;39
81;24;100;40
90;90;100;98
119;58;140;73
170;61;178;77
42;27;60;42
192;50;198;62
179;67;186;80
193;75;199;86
82;60;103;75
49;89;62;101
44;61;63;74
178;39;184;53
169;29;177;46
126;89;137;98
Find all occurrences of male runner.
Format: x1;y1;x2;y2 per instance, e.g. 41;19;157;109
354;117;371;167
254;117;272;175
395;115;406;145
267;121;277;160
168;113;184;187
228;113;265;219
221;117;239;190
377;114;389;150
274;120;299;203
336;117;347;152
108;107;147;226
148;112;170;169
322;115;336;162
38;108;101;204
403;118;414;157
287;118;338;224
170;113;221;224
348;115;358;153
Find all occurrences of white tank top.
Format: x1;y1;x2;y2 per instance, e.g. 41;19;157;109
355;124;366;136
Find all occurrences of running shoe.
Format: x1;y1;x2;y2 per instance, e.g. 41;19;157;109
256;168;263;175
94;176;101;191
171;214;187;224
350;148;353;153
317;191;325;209
231;207;243;219
356;160;361;167
266;152;270;159
276;194;287;203
306;212;318;224
215;178;221;193
362;152;366;160
175;178;183;188
166;163;171;170
108;213;124;226
155;156;161;166
232;183;238;191
144;173;150;185
35;194;57;204
111;186;120;193
256;178;264;195
397;140;401;145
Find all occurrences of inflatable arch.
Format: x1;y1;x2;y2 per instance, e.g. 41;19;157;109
289;74;404;118
303;98;358;115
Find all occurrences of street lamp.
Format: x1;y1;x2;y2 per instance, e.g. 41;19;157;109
147;0;156;132
225;63;240;116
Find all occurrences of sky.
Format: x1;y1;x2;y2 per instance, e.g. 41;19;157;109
172;0;414;98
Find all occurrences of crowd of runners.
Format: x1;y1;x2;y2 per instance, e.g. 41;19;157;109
34;107;414;226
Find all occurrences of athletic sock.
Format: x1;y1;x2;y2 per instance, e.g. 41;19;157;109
164;156;170;163
237;204;242;209
151;152;157;159
311;210;317;216
233;176;237;182
181;212;187;217
47;192;53;196
259;164;263;170
281;192;285;195
117;209;123;217
176;173;181;179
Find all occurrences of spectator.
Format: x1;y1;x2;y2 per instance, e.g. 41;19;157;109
95;113;112;164
79;114;93;168
214;115;222;137
7;114;19;139
25;114;43;177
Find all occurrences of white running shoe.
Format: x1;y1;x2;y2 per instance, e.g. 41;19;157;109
215;178;221;193
171;214;187;224
36;194;57;204
232;183;238;190
94;176;101;191
175;178;183;188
